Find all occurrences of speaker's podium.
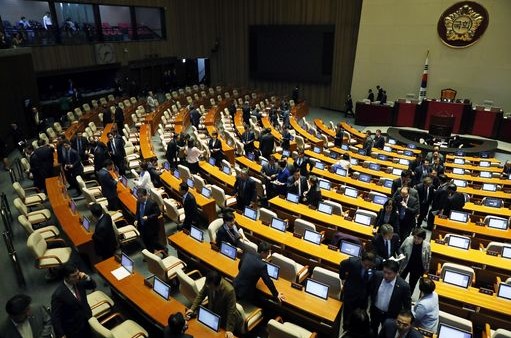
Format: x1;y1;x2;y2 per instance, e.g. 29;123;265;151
429;113;454;138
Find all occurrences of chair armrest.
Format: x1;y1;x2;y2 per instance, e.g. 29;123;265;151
85;179;100;187
296;265;309;283
90;300;113;311
36;255;64;265
274;316;284;324
165;260;185;272
244;307;263;330
131;333;148;338
30;210;50;220
38;228;59;237
187;269;202;279
99;312;125;325
114;218;128;227
45;238;67;247
24;186;41;193
436;263;441;276
27;194;45;203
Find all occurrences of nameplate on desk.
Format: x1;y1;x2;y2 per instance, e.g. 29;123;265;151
486;250;499;257
327;244;338;251
210;243;220;252
479;288;494;295
293;232;302;239
182;229;190;235
428;274;440;281
417;327;434;337
434;239;445;245
291;282;304;291
438;215;448;219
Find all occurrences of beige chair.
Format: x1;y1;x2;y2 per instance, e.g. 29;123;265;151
485;324;511;338
20;157;31;179
163;199;185;226
267;317;317;338
483;215;509;229
76;176;102;197
193;174;211;192
14;198;51;227
311;267;342;300
439;262;476;287
484;241;507;255
141;249;186;283
210;185;237;210
175;269;206;305
207;218;224;243
293;219;318;237
87;290;115;319
178;164;192;182
321;200;344;216
236;301;264;335
27;232;72;270
53;122;63;133
259;208;278;225
270;253;309;283
82;187;108;210
354;209;377;225
438;311;472;335
18;215;59;240
112;222;140;247
13;182;47;207
88;315;148;338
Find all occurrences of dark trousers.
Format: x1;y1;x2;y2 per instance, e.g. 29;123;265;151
112;155;126;176
401;265;423;294
417;203;430;226
64;168;79;191
187;161;200;174
398;220;414;242
426;210;439;230
370;306;390;334
107;196;122;211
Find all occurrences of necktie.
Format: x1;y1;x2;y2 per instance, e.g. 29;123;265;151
77;139;81;154
298;179;301;196
140;202;146;223
385;239;390;258
400;205;406;220
74;284;81;301
112;141;116;155
426;188;429;202
66;150;71;164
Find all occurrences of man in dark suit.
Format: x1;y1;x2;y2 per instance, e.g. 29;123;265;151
286;169;308;201
180;182;198;231
136;187;167;255
367;89;375;102
261;155;279;199
391;170;411;196
91;203;118;260
61;141;83;194
363;131;374;155
371;224;401;261
259;128;275;159
293;149;312;176
281;126;292;151
376;86;383;102
164;312;193;338
369;260;411;333
189;106;201;129
378;310;422;338
71;131;88;161
426;175;449;230
416;177;434;226
34;139;55;191
97;159;121;211
242;101;251;125
26;145;44;191
334;123;345;147
444;184;465;216
114;103;124;128
1;294;54;338
241;125;255;155
208;131;223;166
89;138;110;174
51;264;96;338
413;159;431;186
102;104;112;126
373;129;385;150
107;131;126;176
234;241;284;302
234;168;256;210
339;252;377;328
216;212;244;247
394;186;419;241
165;131;178;170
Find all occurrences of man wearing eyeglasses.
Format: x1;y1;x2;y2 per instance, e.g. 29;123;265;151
378;309;421;338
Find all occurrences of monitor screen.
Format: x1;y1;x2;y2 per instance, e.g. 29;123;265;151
453;168;465;175
484;198;502;208
480;152;489;158
303;229;322;245
121;253;134;274
305;279;329;300
341;144;349;151
314;162;325;170
479;171;491;178
452;179;467;187
377;154;388;161
222;165;231;175
270;217;286;232
340;241;362;257
120;175;128;186
318;179;331;190
313;146;321;153
359;174;371;183
354;213;372;226
260;158;268;167
438;324;472;338
173;169;180;178
244;207;257;221
131;187;138;198
350;158;359;165
449;211;469;223
497;283;511;300
82;216;91;232
208;157;216;166
247;152;255;161
163;161;171;171
282;150;290;157
201;187;212;198
373;195;388;205
383;146;392;152
388;139;396;144
153;276;170;300
266;262;280;280
190;226;204;242
369;163;380;171
344;187;358;198
392;168;402;176
447;235;470;250
488;218;508;230
404;150;413;156
479;161;490;167
197;306;220;332
69;200;77;214
399;159;410;165
329;152;338;159
482;183;496;191
186;178;195;188
336;168;347;177
443;269;471;288
407;143;416;149
358;149;366;155
383;180;393;188
286;193;299;203
317;202;333;215
454;158;465;165
503;246;511;259
220;242;237;260
456;150;465;156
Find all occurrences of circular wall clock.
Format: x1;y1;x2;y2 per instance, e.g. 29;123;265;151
95;43;115;64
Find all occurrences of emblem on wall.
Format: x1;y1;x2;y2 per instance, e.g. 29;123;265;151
437;1;489;48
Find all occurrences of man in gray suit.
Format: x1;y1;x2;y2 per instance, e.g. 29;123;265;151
1;294;54;338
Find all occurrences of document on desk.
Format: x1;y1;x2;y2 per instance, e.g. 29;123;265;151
111;267;130;280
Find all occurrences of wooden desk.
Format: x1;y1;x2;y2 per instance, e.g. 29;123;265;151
444;162;502;173
463;202;511;218
456;186;510;200
159;171;217;223
174;108;190;134
321;189;382;213
354;102;394;126
100;123;114;144
205;125;235;164
289;117;323;146
340;122;366;140
269;197;373;240
312;168;391;195
446;153;499;163
168;231;342;336
314;119;335;138
329;147;409;171
199;161;236;194
139;124;157;160
445;172;511;187
261;116;297;151
95;258;226;336
434;216;511;242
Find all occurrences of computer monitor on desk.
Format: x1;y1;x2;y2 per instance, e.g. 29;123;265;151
369;163;380;171
121;253;134;274
266;262;280;280
336;168;347;177
383;180;393;188
153;276;170;300
197;306;220;332
305;279;329;300
120;175;128;186
454;158;465;165
201;187;212;199
190;226;204;242
479;171;491;178
443;269;471;288
359;174;371;183
340;241;361;257
497;283;511;300
354;213;372;226
502;246;511;259
372;195;388;205
447;235;470;250
479;161;490;167
452;179;467;187
377;154;388;161
317;202;333;215
318;179;331;190
399;159;409;165
163;161;171;171
243;207;257;221
82;216;91;232
482;183;497;192
438;324;472;338
344;187;358;198
449;211;469;223
392;168;402;176
303;229;322;245
452;168;465;175
220;242;237;260
208;157;216;166
270;217;286;232
286;193;299;203
487;217;508;230
314;162;325;170
404;150;413;156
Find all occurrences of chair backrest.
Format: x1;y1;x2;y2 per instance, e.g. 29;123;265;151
46;128;57;139
355;209;377;224
294;219;316;237
20;158;30;172
259;207;278;225
27;232;47;258
252;177;265;198
88;317;114;338
53;122;63;132
486;241;505;254
311;266;342;300
207;218;224;243
484;215;508;227
150;188;165;212
267;319;311;338
493;329;511;338
176;269;201;304
193;175;208;192
178;164;191;182
13;198;28;217
440;88;457;101
440;262;475;287
438;311;472;335
163;199;181;224
141;249;166;281
18;215;34;235
270;253;298;282
322;200;343;215
211;185;226;208
12;182;26;200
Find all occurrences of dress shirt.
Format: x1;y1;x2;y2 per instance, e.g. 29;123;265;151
136;171;154;190
64;279;81;299
12;319;33;338
375;277;397;312
43;15;52;29
186;147;202;163
399;198;408;220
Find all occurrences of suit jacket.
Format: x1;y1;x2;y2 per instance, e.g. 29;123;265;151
71;135;88;159
208;138;223;161
370;272;411;318
166;138;177;162
416;183;434;212
92;213;118;259
445;192;465;215
241;131;255;153
286;176;308;198
338;256;374;307
368;92;375;102
0;304;53;338
395;195;419;228
216;224;241;246
93;144;110;173
234;177;256;208
363;137;374;155
431;184;449;211
373;135;385;150
107;137;126;158
234;252;279;301
371;233;401;260
114;106;124;124
375;209;400;232
51;278;96;338
182;193;198;229
97;167;118;199
190;109;201;128
136;198;161;238
413;165;431;185
305;184;322;208
259;133;275;158
390;178;404;196
34;145;54;179
102;109;112;124
293;156;312;176
191;278;242;332
62;148;83;174
378;319;422;338
281;131;292;150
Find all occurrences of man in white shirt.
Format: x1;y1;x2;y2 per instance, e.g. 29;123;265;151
1;294;54;338
42;12;52;30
